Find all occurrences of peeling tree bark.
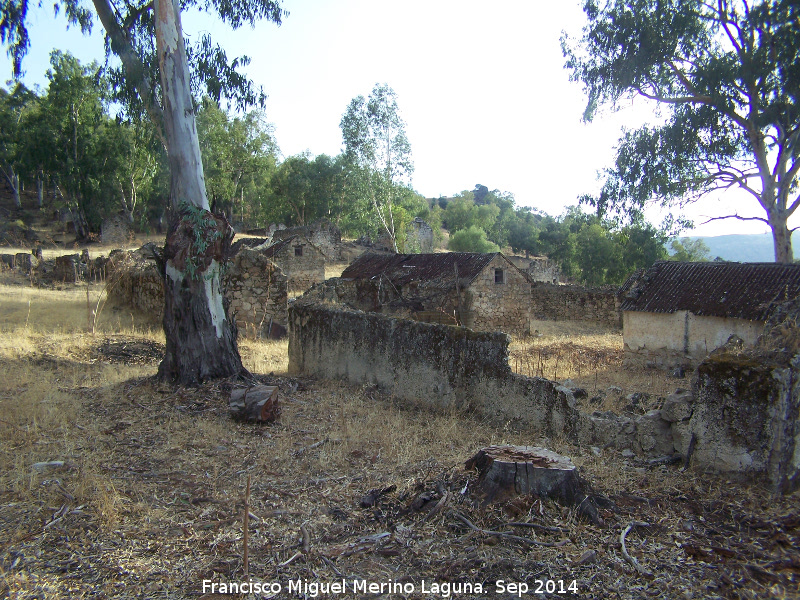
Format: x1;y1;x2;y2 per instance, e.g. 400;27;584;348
153;0;245;384
157;209;245;383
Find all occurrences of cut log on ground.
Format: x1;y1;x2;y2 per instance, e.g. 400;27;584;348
465;445;586;506
229;385;280;422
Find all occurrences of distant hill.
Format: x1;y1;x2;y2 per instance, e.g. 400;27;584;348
680;231;800;263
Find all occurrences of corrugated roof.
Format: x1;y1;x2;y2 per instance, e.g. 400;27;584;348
230;236;268;255
340;252;502;290
259;236;297;258
619;261;800;321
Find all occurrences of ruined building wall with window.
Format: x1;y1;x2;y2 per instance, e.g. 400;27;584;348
462;254;531;335
260;236;327;294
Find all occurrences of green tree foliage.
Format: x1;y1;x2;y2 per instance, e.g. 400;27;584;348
113;115;167;229
196;97;278;225
0;82;35;208
340;83;413;251
263;153;346;228
1;59;165;228
447;225;500;253
265;153;318;226
532;207;668;285
564;0;800;263
444;192;500;234
668;238;711;262
34;51;129;234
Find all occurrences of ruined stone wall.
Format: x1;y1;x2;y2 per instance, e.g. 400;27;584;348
289;302;800;492
464;255;531;335
101;215;135;246
530;282;621;327
404;218;434;253
106;247;288;336
106;249;163;316
270;242;326;294
225;249;288;337
288;302;581;438
507;255;561;283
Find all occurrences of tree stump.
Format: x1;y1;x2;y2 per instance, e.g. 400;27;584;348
465;445;585;505
229;385;281;422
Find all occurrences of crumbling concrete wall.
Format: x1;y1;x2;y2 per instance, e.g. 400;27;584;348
531;282;621;328
288;302;579;438
623;310;763;369
687;354;799;493
289;302;800;492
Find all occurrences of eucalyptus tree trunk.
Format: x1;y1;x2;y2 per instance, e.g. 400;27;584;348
769;212;793;265
36;174;43;208
9;166;21;209
153;0;244;384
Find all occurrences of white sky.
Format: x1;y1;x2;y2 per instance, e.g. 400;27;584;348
1;0;780;237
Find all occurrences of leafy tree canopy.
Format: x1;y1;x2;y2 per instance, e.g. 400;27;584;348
447;225;500;254
564;0;800;263
340;83;413;251
668;237;711;262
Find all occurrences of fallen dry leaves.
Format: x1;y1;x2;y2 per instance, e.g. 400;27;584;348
0;336;798;600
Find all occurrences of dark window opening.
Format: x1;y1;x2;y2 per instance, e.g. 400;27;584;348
494;268;504;284
294;246;303;257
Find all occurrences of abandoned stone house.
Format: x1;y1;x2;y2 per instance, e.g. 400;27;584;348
271;220;342;261
327;252;532;335
619;261;800;367
258;235;326;294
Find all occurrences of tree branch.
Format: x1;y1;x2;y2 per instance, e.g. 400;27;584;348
91;0;166;149
123;1;154;35
634;86;712;105
786;190;800;217
700;213;769;226
716;0;743;55
667;61;702;98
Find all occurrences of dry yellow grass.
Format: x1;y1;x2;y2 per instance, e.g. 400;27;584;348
325;262;349;279
1;278;797;599
238;338;288;374
510;320;679;412
2;233;165;257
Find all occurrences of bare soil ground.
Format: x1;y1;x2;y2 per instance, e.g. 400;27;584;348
1;192;798;598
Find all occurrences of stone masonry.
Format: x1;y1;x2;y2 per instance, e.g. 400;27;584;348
463;254;531;335
530;282;621;328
